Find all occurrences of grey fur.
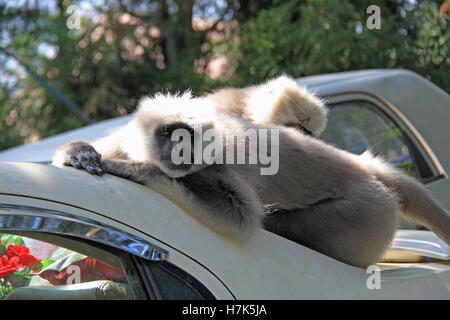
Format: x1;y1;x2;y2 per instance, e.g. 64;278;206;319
220;116;450;267
53;92;450;268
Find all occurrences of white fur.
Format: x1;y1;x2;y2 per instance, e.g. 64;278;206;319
244;75;328;135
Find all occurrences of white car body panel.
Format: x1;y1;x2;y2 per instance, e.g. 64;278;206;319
1;162;449;299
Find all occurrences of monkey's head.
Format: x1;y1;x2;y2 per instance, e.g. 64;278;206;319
135;92;218;178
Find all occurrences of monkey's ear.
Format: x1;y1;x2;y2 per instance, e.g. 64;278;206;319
245;75;328;136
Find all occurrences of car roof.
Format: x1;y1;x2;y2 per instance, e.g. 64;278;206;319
0;115;133;163
297;69;397;89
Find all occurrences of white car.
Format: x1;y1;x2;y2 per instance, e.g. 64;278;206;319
0;69;449;300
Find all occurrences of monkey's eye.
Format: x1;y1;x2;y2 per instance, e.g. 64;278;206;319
158;125;171;137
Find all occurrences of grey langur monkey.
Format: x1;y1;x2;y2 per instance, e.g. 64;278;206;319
53;93;264;238
53;92;450;268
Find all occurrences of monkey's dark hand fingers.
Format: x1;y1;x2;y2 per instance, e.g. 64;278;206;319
53;140;105;176
79;153;105;176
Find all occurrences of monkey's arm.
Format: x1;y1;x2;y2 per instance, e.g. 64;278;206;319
102;159;263;237
90;129;129;160
53;141;263;236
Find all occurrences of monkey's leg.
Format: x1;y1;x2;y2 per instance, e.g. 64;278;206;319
263;193;399;268
102;159;263;237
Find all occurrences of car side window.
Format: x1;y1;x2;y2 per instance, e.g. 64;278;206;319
321;101;434;180
0;233;143;300
147;261;215;300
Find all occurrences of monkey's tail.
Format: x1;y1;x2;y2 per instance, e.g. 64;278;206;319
361;151;450;245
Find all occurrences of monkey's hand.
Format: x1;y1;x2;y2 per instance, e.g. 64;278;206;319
52;140;105;176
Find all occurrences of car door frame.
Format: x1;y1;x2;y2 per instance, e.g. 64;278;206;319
0;194;235;300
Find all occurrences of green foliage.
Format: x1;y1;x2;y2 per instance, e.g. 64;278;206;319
39;259;56;270
396;160;417;177
1;234;15;247
0;281;14;299
0;0;448;150
232;0;449;87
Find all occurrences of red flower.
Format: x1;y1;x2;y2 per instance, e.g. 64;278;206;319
0;255;21;278
1;255;19;267
18;254;40;265
0;244;41;279
0;265;20;278
7;245;30;258
5;245;40;266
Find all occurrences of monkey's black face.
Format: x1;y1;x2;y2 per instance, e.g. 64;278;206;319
155;122;196;172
